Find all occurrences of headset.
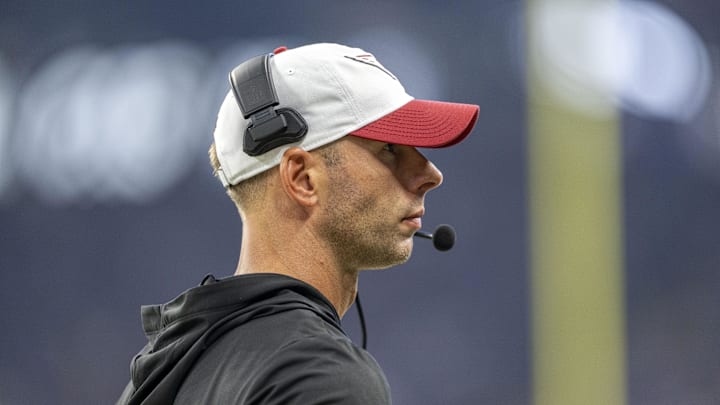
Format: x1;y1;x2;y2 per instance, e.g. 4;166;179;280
229;53;308;156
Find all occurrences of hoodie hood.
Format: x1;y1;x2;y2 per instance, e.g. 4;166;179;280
117;273;342;405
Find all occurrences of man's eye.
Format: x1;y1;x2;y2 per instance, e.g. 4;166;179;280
383;144;397;154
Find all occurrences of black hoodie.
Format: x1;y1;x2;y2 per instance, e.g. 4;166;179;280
117;273;391;404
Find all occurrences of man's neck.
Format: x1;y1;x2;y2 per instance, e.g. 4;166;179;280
235;225;359;318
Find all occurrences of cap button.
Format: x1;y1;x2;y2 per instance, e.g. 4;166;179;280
273;46;288;54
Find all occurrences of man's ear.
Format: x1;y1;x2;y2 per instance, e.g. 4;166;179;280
278;147;320;207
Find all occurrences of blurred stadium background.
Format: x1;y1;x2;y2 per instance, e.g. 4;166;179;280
1;0;718;404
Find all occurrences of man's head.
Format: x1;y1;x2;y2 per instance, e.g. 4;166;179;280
209;43;479;269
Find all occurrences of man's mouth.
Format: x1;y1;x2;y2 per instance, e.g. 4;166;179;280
402;209;424;230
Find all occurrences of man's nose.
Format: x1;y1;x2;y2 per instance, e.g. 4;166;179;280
406;148;443;195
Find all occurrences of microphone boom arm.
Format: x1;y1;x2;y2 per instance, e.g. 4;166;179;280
413;230;433;240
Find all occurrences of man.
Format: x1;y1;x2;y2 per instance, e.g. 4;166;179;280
118;43;479;404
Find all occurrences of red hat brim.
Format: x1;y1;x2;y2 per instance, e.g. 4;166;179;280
351;99;479;148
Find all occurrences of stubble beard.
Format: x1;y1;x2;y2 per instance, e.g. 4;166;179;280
319;173;413;272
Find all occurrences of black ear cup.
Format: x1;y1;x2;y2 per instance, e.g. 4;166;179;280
229;53;307;156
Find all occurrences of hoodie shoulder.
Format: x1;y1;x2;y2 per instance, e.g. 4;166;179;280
176;328;392;405
247;335;392;404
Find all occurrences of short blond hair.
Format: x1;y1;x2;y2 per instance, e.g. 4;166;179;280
208;142;272;213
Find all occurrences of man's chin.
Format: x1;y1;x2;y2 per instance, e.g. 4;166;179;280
359;246;413;271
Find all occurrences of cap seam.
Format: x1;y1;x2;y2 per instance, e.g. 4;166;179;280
320;61;363;124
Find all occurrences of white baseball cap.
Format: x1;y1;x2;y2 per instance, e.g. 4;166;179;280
213;42;479;187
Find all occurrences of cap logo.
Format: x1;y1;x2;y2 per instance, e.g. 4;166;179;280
344;54;397;80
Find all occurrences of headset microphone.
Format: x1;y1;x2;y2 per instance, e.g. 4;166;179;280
414;224;456;251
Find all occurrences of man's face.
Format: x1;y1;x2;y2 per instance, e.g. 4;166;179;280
315;136;443;271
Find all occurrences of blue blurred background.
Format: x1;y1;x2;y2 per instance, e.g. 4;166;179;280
0;0;718;404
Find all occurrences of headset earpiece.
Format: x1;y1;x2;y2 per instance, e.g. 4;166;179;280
229;53;307;156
